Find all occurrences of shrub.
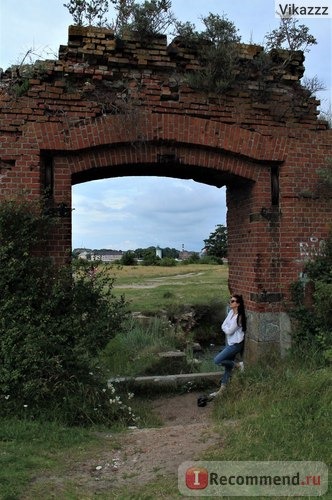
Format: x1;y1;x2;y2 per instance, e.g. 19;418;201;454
126;0;175;41
175;13;241;95
290;230;332;362
120;250;137;265
199;255;223;265
0;199;129;425
160;257;177;266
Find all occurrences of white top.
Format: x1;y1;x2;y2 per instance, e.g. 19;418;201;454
221;310;245;345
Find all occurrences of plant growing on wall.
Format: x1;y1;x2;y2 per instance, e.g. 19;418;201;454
63;0;110;26
174;13;241;95
291;229;332;362
64;0;175;40
121;0;175;40
264;16;317;52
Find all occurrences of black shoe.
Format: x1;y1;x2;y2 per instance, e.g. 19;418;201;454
197;394;209;407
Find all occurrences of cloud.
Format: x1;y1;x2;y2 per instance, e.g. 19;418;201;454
72;177;226;251
1;0;330;251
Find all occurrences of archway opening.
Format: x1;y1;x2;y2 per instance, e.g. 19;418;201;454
72;176;227;254
72;175;229;373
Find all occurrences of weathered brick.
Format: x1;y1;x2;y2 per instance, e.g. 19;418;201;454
0;26;331;356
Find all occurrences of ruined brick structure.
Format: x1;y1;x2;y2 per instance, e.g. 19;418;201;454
1;26;331;360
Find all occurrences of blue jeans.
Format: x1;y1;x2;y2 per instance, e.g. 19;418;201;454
214;342;244;385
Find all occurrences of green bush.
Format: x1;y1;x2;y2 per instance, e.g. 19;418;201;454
290;230;332;362
176;13;241;95
0;199;129;425
159;257;177;266
120;250;137;265
199;255;224;265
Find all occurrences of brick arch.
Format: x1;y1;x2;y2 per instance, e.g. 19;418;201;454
38;114;285;363
1;26;331;361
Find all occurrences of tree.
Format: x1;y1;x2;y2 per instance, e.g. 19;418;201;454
264;17;317;52
142;247;160;265
121;250;137;265
162;247;179;259
203;224;227;259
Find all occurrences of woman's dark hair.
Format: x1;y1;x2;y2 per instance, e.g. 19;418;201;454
232;294;247;332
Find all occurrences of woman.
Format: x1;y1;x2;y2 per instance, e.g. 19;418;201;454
211;294;246;398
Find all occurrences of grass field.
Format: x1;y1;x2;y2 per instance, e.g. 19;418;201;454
1;263;331;499
110;263;229;313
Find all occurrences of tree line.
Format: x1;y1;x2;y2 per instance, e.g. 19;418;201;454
73;224;228;265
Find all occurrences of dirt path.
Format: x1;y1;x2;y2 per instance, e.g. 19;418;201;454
114;272;205;288
85;392;221;491
29;392;226;497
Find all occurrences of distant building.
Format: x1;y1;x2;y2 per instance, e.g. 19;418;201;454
99;253;123;262
76;249;123;262
178;250;194;260
156;246;162;259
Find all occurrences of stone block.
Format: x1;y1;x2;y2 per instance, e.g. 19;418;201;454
244;338;280;364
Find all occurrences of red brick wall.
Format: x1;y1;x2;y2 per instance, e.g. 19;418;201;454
0;25;331;326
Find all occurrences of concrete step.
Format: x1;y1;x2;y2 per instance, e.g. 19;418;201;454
109;371;220;387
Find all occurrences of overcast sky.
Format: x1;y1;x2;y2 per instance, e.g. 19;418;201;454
1;1;331;251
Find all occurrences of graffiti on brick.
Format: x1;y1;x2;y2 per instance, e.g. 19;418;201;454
299;236;325;260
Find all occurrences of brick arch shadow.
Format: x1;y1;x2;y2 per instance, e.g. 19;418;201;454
35;113;289;361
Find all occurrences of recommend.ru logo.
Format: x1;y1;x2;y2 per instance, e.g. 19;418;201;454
179;461;328;496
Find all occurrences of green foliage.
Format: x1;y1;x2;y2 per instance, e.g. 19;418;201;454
101;316;181;376
161;246;179;259
160;257;177;266
120;250;137;265
63;0;110;26
175;13;241;95
203;224;227;259
11;78;30;97
125;0;175;41
199;255;223;265
141;247;161;265
182;252;200;264
200;13;240;45
173;20;201;47
0;199;129;425
64;0;175;41
290;231;332;362
264;16;317;52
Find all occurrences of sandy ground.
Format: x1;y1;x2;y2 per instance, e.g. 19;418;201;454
28;391;227;498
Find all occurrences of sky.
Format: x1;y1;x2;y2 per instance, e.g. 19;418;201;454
0;1;331;251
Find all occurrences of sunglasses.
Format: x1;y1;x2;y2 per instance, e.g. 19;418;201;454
230;299;237;303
